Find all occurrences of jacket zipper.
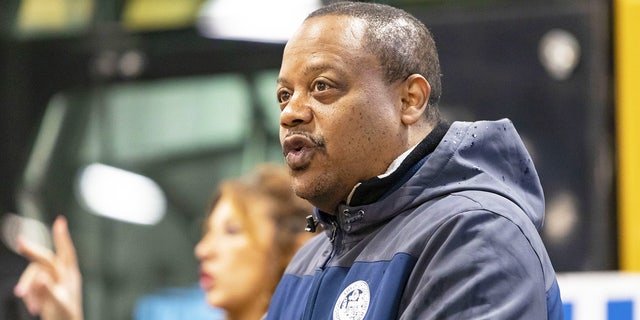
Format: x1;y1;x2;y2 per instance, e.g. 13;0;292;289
302;219;340;319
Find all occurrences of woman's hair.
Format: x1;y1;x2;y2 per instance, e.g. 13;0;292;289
205;163;315;293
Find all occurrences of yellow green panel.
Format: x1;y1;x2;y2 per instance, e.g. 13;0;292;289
16;0;94;35
616;0;640;271
122;0;203;31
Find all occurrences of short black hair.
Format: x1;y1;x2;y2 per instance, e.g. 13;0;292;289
307;1;442;122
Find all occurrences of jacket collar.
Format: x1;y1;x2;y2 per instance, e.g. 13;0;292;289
315;121;449;236
346;121;449;206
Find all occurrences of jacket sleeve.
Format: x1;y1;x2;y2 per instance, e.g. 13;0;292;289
399;209;549;320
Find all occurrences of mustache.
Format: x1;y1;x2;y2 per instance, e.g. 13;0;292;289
283;131;326;148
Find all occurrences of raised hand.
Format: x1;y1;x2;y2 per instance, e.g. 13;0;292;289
13;215;83;320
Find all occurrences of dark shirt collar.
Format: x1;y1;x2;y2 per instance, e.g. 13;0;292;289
346;121;450;207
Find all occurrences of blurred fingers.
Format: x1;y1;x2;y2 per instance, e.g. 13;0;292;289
22;291;43;316
52;216;78;268
16;235;59;280
14;264;56;316
14;263;38;297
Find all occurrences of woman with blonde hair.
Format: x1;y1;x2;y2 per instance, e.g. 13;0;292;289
14;163;316;320
195;163;316;320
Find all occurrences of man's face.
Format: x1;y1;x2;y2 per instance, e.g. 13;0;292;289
277;15;407;213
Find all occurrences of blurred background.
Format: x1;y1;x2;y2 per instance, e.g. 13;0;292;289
0;0;638;319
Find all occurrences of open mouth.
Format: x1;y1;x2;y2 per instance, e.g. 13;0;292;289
282;134;322;170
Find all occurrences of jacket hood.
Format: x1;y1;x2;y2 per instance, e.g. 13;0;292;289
327;118;545;236
419;119;544;228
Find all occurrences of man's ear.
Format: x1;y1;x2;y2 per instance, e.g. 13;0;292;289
400;74;431;125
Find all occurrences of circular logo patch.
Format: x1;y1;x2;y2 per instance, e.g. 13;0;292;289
333;280;370;320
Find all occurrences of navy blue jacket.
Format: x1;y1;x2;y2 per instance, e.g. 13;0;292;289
266;119;563;319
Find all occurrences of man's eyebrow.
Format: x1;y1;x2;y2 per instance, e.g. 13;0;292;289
277;63;337;85
303;63;334;75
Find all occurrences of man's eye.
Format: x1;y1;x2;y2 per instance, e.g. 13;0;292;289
278;91;291;103
314;82;328;91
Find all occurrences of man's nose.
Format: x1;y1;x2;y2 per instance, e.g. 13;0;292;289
280;94;312;128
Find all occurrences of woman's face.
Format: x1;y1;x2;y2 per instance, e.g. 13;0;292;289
194;196;276;313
